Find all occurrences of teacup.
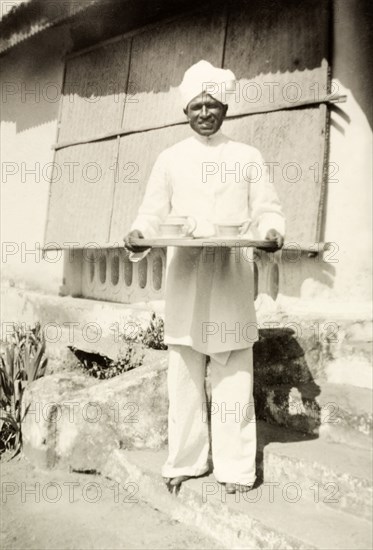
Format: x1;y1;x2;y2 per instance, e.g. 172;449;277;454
159;216;196;238
214;220;251;237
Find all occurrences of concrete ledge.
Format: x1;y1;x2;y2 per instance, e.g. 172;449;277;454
102;447;372;550
2;288;371;387
264;437;373;521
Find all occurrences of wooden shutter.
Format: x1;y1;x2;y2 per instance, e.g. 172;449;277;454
121;12;226;132
45;38;132;247
109;125;191;242
224;0;330;242
224;107;327;244
45;140;117;245
58;39;131;145
45;8;228;247
109;11;227;241
45;0;330;247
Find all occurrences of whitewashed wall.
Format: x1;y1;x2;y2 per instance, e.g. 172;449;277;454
323;0;372;302
1;25;71;293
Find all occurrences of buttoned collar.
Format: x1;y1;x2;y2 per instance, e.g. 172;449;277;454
191;129;227;147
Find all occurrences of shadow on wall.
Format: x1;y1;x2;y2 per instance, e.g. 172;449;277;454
0;0;86;40
253;328;321;483
205;327;322;484
57;0;331;101
1;0;333;131
2;0;371;133
0;24;72;132
0;0;207;132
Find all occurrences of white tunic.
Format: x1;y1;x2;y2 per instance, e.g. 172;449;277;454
131;129;285;355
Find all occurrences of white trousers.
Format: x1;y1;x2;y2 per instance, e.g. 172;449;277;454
162;345;256;485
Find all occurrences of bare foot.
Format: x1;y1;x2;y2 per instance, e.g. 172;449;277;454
225;483;236;494
237;483;253;493
169;476;192;486
225;483;253;494
163;476;192;494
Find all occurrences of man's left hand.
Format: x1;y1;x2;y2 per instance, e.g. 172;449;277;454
265;229;284;250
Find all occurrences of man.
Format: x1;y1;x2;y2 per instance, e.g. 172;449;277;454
124;60;285;494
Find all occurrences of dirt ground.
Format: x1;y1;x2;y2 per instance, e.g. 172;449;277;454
0;455;221;550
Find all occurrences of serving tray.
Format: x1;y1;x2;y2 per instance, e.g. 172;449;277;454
129;237;278;249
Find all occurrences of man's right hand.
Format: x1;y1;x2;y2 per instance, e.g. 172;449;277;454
123;230;150;253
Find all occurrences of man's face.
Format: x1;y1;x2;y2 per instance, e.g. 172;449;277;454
184;93;228;136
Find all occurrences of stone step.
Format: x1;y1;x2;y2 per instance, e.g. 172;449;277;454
102;447;372;550
22;352;169;472
264;435;372;522
255;381;373;447
46;337;372;451
336;340;372;365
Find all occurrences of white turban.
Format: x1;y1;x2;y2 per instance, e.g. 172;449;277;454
179;60;236;108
